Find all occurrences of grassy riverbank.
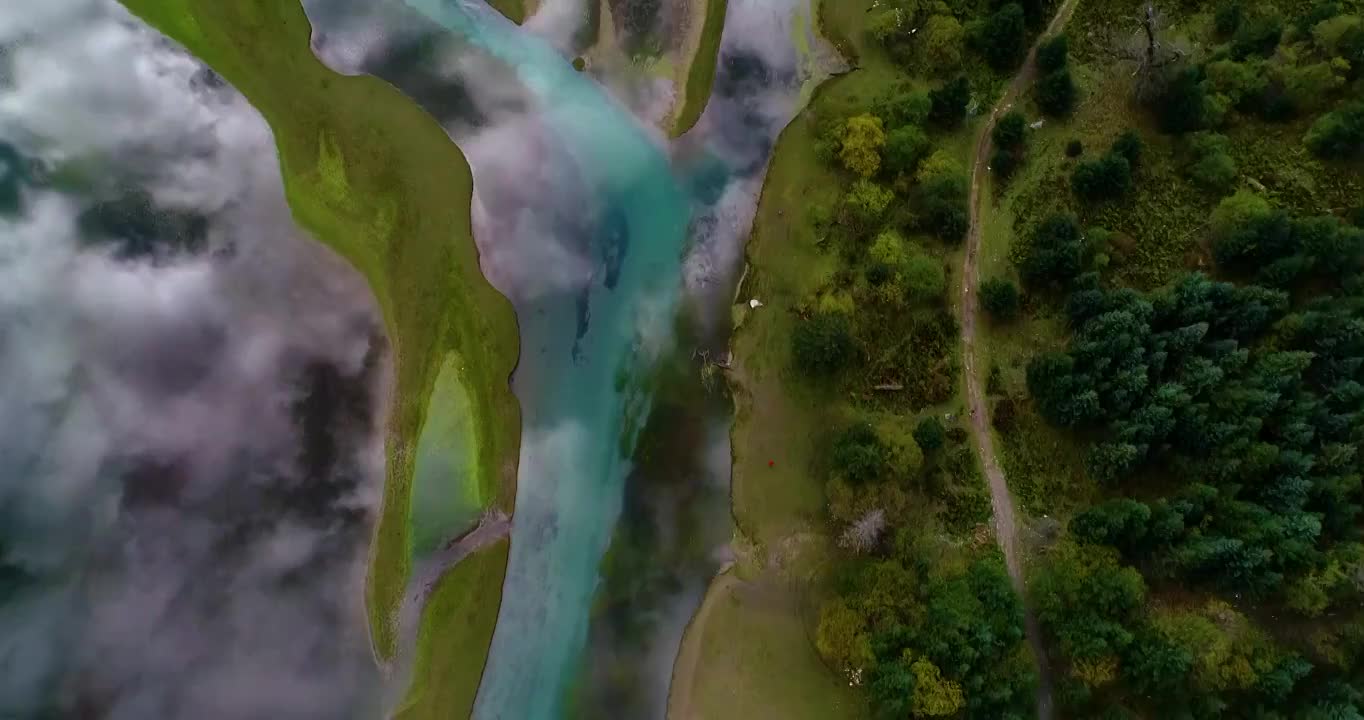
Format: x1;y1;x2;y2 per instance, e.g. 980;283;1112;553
116;0;521;715
672;0;728;136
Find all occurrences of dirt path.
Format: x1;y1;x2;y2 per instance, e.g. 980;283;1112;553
386;511;511;679
961;2;1079;717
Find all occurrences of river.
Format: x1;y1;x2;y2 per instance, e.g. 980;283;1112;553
301;1;838;717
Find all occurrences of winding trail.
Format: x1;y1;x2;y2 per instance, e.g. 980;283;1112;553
961;1;1079;717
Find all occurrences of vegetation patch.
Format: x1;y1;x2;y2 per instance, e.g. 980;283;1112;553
672;0;728;137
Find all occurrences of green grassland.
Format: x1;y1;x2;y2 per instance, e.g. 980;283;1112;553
671;573;867;720
672;0;729;137
115;0;521;715
394;540;510;720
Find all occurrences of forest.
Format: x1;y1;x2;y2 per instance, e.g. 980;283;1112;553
787;0;1364;715
991;0;1364;716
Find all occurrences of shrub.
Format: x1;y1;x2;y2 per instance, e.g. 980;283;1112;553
980;3;1027;71
1066;139;1084;157
1231;12;1284;59
916;171;970;243
992;146;1020;179
1072;153;1132;202
1282;61;1348;113
993;395;1019;432
874;88;933;128
883;125;931;178
993;111;1028;151
1215;0;1243;36
1304;101;1364;158
1111;130;1144;168
793;312;854;375
1037;33;1069;74
844;179;895;228
1156;67;1208;134
1037;69;1077;116
1021;213;1085;287
929;76;971;127
1204;59;1268;112
832;422;886;483
920;13;966;73
840;114;886;178
905;254;947;302
914;416;947;452
981;278;1021;320
1185;132;1238;193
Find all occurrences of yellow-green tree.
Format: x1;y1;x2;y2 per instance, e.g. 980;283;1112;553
910;656;965;717
841;114;887;178
920;13;964;72
816;599;875;677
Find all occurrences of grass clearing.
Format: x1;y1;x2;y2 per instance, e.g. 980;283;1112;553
393;540;509;720
672;0;728;137
669;573;867;720
116;0;522;711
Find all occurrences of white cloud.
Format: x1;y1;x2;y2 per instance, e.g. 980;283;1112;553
0;2;386;717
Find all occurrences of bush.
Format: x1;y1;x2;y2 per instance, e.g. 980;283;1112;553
919;13;966;73
1156;67;1207;134
840;114;886;178
1037;33;1069;74
916;172;970;243
1231;12;1284;59
832;422;886;483
843;179;895;228
1111;130;1144;168
980;3;1027;71
929;76;971;128
981;278;1021;321
1021;213;1085;287
1072;153;1132;202
874;88;933;128
993;395;1019;432
1037;69;1077;116
1066;139;1084;157
1304;101;1364;158
992;146;1020;179
1215;0;1243;36
883;125;931;178
905;254;947;302
1185;132;1238;193
793;312;854;375
914;416;947;452
993;111;1028;151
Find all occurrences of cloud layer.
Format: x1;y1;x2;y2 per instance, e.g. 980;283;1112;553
0;2;384;717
